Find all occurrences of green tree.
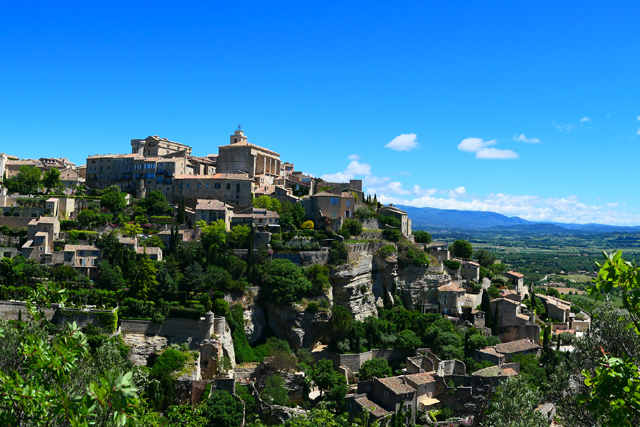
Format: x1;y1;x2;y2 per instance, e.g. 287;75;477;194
261;374;289;405
262;259;311;306
202;390;244;427
42;167;62;193
358;358;392;381
329;240;348;265
481;288;491;316
139;190;171;216
176;197;186;224
309;360;342;397
141;234;165;250
475;248;497;268
484;376;548;427
123;222;143;237
253;195;281;213
98;260;125;291
291;203;306;228
101;189;126;213
129;254;157;300
451;239;473;259
412;230;432;244
231;224;251;248
15;165;42;194
341;218;363;236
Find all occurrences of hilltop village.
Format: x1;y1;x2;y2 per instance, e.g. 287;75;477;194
0;130;594;426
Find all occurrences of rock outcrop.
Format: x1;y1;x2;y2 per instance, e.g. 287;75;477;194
266;301;331;350
330;255;379;321
396;264;451;310
122;334;168;366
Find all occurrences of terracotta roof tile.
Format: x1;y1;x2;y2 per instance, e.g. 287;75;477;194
405;372;435;386
438;283;466;293
354;396;390;418
377;377;415;395
494;339;540;354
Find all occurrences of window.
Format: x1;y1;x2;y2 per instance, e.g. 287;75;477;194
198;183;202;189
236;183;240;192
330;197;339;205
332;211;337;219
227;183;231;190
346;200;351;207
179;183;183;189
383;391;389;398
215;183;221;189
186;183;190;189
206;183;209;189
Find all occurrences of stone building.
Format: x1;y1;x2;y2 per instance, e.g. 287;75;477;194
193;199;233;230
461;260;480;282
174;173;254;209
217;129;282;185
437;283;466;316
475;339;541;365
489;298;540;343
378;206;412;237
131;135;192;157
302;191;356;229
63;245;102;280
504;271;524;293
537;294;571;324
231;207;280;231
0;153;7;181
21;217;60;260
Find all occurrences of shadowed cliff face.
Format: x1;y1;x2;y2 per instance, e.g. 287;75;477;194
396;264;451;311
265;298;332;350
330;255;380;321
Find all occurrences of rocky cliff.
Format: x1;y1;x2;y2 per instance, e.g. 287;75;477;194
330;255;380;321
396;264;451;310
265;298;332;350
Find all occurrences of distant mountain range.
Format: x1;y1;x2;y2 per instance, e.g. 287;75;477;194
396;205;640;234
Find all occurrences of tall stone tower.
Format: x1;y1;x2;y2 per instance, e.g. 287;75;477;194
230;128;248;145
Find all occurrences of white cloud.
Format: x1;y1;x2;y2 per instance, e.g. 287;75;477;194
555;124;575;132
637;116;640;121
637;127;640;136
476;148;519;159
448;186;467;198
580;117;591;122
513;134;541;143
458;137;496;152
376;191;640;225
607;202;619;207
385;133;419;151
458;137;518;159
347;154;360;160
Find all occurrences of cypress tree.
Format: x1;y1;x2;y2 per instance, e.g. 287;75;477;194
543;325;550;348
177;197;185;224
491;304;500;336
481;289;491;316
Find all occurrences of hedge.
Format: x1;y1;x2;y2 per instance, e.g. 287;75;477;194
443;260;461;270
168;306;205;320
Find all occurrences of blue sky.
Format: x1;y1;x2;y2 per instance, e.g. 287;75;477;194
2;1;640;225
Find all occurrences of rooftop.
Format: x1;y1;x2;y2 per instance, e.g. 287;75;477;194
29;217;58;224
353;396;390;418
174;173;252;181
506;271;524;278
405;372;436;386
472;365;519;377
64;245;100;251
196;199;232;210
377;376;415;395
219;141;281;157
495;339;540;354
137;246;162;255
438;283;466;293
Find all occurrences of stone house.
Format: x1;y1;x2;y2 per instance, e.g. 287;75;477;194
437;283;466;316
137;246;162;262
194;199;233;231
475;339;541;365
345;394;391;423
217;129;282;185
63;245;102;280
254;184;297;205
537;294;571;324
461;260;480;282
131;135;192;157
157;228;197;251
231;207;279;232
489;297;540;343
371;376;417;421
378;206;412;237
425;243;450;261
174;173;254;209
404;372;439;411
504;271;524;293
21;217;60;260
303;191;356;229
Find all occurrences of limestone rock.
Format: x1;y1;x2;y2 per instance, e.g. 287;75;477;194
122;334;168;366
396;264;452;311
266;302;331;350
330;255;379;321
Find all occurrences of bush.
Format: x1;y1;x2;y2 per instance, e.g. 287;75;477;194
382;229;402;242
376;244;397;258
412;230;432;244
301;220;314;230
443;259;461;270
168;306;205;320
342;219;363;236
203;390;244;427
359;358;392;381
338;227;351;240
262;259;312;306
378;215;401;229
355;206;376;219
329;240;348;265
306;301;319;313
397;240;429;268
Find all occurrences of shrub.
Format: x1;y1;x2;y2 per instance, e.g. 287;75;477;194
378;215;401;229
382;229;402;242
306;301;319;313
342;219;363;236
203;390;244;427
359;358;392;381
262;259;312;306
376;244;397;258
412;230;432;244
329;240;348;265
443;259;461;270
397;240;429;268
338;227;351;240
301;220;314;230
168;306;205;320
355;206;376;219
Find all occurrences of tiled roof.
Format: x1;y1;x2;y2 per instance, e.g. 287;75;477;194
438;283;466;293
219;141;281;157
494;339;540;354
493;297;520;305
465;261;480;267
516;313;530;321
174;173;252;180
379;206;407;215
312;191;339;197
377;377;415;395
477;347;503;357
118;237;136;245
472;365;519;377
196;199;232;210
405;372;435;386
64;245;100;251
506;271;524;278
137;246;162;255
540;295;571;310
234;207;279;218
354;396;390;418
28;217;58;224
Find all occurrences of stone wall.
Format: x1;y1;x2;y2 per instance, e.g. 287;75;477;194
348;241;387;261
314;348;414;373
0;300;57;321
121;318;214;340
359;218;382;230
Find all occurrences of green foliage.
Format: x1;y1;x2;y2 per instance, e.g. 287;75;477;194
397;239;430;268
443;259;461;270
355;205;376;219
262;259;312;306
301;220;314;230
378;215;401;229
451;239;473;259
397;329;421;349
358;358;392;381
261;374;289;405
341;218;363;236
484;376;549;427
94;310;118;333
231;224;251;248
141;235;165;250
382;228;402;242
9;165;42;194
305;264;330;296
129;254;158;300
475;248;497;268
139;190;171;216
253;195;281;213
42;167;62;193
236;384;257;422
100;188;126;213
329;240;348;265
202;390;244;427
412;230;432;244
376;244;397;258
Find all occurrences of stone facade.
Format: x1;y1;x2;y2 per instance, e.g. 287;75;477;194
174;173;254;208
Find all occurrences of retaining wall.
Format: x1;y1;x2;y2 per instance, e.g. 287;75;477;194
0;300;57;321
314;348;414;373
120;318;214;340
